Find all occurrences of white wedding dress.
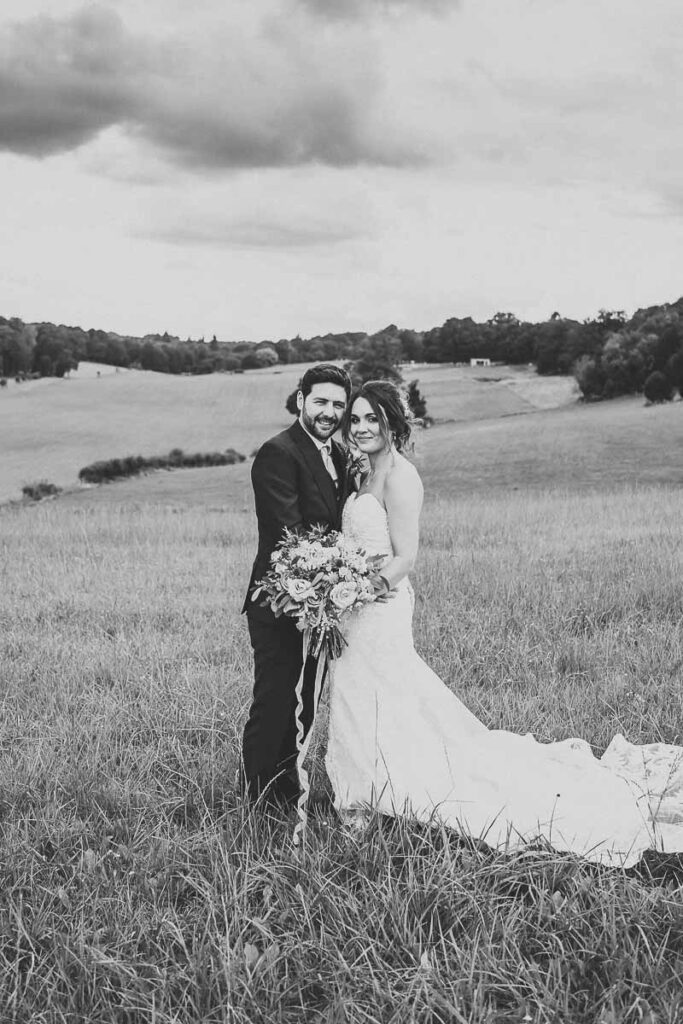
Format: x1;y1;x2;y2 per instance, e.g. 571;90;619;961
325;492;683;867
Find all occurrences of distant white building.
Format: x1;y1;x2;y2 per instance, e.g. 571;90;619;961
470;358;491;367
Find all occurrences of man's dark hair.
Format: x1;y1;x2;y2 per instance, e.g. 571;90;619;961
299;363;352;401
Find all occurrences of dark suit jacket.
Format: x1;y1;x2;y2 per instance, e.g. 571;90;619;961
243;420;351;622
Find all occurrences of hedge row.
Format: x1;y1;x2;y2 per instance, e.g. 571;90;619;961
22;480;62;502
78;447;246;484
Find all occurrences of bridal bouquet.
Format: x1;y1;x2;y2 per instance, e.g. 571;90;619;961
252;524;384;659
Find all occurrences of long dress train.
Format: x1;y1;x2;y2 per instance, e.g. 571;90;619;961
325;492;683;868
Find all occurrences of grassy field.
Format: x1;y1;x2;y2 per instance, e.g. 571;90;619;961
2;365;683;1021
1;475;683;1020
416;396;683;494
0;361;578;505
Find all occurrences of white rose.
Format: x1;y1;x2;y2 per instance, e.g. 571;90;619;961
285;578;316;602
330;581;358;610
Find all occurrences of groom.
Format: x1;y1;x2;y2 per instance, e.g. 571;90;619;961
241;363;353;808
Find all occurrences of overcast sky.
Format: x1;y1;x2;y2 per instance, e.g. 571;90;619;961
1;0;682;341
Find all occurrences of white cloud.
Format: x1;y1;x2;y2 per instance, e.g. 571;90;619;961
137;167;376;250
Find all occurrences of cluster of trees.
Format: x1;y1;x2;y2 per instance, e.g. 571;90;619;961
2;297;683;404
423;304;683;401
0;315;418;381
572;302;683;401
0;317;269;379
417;310;623;371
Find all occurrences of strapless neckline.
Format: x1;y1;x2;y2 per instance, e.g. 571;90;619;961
349;491;385;513
342;489;393;558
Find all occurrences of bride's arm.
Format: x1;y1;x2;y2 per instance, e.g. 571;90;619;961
378;466;424;590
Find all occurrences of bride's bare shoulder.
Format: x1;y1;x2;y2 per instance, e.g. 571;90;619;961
385;454;424;503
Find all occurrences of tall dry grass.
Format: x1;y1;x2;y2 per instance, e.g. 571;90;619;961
0;486;682;1022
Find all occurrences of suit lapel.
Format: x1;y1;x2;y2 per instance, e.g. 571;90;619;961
289;420;338;521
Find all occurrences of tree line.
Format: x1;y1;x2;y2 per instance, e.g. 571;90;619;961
2;296;683;402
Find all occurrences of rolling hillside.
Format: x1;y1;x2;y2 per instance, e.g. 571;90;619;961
0;362;578;504
417;395;683;495
47;392;683;517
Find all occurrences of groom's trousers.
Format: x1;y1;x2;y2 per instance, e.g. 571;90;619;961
242;612;325;806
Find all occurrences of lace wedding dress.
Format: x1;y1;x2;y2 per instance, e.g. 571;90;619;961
325;492;683;867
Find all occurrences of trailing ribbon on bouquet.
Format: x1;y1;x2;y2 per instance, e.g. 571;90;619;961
292;629;328;847
249;524;386;846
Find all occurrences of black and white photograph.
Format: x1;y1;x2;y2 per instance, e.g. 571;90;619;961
1;1;683;1021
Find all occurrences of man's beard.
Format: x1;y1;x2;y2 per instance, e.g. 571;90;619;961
301;407;339;440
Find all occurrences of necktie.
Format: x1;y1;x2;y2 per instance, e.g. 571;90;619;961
320;443;339;492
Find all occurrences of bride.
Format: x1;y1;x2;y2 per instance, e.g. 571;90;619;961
325;380;683;867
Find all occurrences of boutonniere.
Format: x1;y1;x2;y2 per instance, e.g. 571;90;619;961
344;446;369;481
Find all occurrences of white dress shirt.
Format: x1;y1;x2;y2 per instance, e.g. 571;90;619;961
300;421;339;488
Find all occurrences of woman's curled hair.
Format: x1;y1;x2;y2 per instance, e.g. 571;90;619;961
345;379;414;452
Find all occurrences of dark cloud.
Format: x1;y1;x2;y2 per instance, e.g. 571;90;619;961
0;5;421;169
296;0;455;19
0;7;134;155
